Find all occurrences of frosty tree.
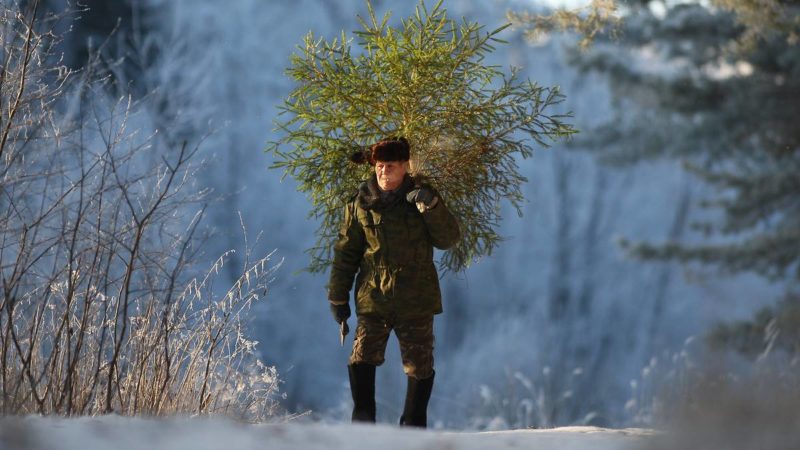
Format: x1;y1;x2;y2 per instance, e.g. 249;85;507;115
268;0;576;273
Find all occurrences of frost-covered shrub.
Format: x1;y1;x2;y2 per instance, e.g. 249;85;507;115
0;0;281;420
466;366;597;430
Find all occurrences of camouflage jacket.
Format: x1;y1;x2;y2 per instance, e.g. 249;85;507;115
327;174;461;319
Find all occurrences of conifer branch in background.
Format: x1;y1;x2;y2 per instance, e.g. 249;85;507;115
509;0;798;51
268;0;576;273
511;0;800;357
508;0;621;49
512;0;800;282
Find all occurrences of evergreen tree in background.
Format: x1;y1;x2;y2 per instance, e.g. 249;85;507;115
512;1;800;355
268;0;576;273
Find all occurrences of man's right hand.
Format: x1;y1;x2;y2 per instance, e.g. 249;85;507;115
330;302;351;324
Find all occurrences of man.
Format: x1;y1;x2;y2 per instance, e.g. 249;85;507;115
327;137;460;427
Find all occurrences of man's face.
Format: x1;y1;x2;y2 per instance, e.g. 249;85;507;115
374;160;408;191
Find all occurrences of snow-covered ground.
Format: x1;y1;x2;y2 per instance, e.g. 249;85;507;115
0;416;654;450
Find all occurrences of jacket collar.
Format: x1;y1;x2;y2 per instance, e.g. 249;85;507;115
357;174;415;210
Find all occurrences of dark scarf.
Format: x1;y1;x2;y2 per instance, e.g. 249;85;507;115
357;174;415;211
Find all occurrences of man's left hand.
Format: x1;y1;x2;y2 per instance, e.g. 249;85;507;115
406;186;438;211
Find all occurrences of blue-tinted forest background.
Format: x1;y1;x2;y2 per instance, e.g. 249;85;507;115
35;0;794;428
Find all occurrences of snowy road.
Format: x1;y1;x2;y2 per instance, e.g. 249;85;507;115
0;416;654;450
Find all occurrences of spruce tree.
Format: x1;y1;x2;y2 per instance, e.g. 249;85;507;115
268;0;576;273
511;1;800;277
512;0;800;355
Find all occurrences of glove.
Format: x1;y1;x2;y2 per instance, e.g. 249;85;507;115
329;302;351;324
406;186;438;210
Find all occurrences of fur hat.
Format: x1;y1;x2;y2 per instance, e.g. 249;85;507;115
349;137;410;165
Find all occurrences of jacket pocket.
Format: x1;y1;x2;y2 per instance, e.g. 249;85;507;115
357;209;383;254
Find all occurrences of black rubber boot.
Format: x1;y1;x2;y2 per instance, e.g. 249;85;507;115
399;371;435;428
348;363;376;423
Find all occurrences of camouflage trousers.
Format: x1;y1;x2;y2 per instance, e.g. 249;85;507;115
349;314;434;380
